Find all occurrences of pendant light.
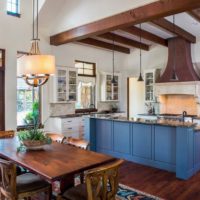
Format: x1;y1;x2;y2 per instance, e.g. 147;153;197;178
17;0;55;87
111;36;117;84
137;24;144;82
170;15;179;81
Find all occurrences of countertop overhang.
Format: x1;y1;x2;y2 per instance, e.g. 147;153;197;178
90;115;196;128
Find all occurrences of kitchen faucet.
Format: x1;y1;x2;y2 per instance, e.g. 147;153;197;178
182;111;187;122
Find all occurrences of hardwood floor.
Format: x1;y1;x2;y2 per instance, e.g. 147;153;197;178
119;161;200;200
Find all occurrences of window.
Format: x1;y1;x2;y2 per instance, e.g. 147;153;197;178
75;60;96;77
75;61;96;110
7;0;20;17
17;52;40;127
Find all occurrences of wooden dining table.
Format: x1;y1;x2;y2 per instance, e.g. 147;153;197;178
0;137;115;192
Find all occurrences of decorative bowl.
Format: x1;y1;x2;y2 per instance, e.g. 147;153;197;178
21;140;48;150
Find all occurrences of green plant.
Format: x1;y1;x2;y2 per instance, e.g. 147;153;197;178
24;101;39;126
18;101;51;152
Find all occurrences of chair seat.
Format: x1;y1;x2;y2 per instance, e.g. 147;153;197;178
16;173;50;194
62;184;87;200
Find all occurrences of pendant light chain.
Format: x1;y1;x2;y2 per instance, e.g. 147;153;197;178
113;36;115;78
138;24;144;81
111;34;116;84
170;15;178;81
32;0;39;40
173;15;176;72
140;23;142;75
36;0;39;40
32;0;35;39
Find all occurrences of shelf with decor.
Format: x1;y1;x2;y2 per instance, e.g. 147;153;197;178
49;66;78;103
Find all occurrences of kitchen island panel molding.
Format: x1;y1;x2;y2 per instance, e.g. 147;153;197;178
132;124;152;160
113;122;131;155
96;119;112;151
154;126;176;165
88;117;200;180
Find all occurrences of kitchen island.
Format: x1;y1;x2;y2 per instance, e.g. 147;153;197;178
85;116;200;180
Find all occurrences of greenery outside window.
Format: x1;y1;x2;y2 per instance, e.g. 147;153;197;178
7;0;20;17
17;78;40;127
17;52;40;128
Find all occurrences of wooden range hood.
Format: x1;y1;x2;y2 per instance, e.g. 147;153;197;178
158;37;200;83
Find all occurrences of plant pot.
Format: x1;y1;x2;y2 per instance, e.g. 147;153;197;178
21;140;48;150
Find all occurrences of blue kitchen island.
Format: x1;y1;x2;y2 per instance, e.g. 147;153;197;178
85;116;200;180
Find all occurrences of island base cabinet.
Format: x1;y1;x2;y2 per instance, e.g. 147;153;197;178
132;124;152;160
89;118;200;180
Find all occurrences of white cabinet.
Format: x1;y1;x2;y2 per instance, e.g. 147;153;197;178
49;66;77;103
144;69;160;102
46;117;85;139
101;72;120;101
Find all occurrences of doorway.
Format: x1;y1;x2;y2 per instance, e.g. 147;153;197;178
0;49;5;130
127;77;145;119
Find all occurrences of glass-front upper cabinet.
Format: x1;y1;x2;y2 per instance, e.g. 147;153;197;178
68;69;77;101
49;66;77;103
101;72;120;101
57;69;67;101
144;69;160;102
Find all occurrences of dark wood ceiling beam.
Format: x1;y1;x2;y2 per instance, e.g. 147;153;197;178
152;18;196;43
121;26;168;47
188;9;200;23
50;0;200;45
78;38;130;54
98;32;150;51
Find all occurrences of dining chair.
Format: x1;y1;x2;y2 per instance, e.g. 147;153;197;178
0;130;26;175
45;133;66;144
0;158;52;200
0;130;15;138
65;137;90;150
57;159;124;200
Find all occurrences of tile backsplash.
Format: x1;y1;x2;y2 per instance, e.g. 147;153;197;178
159;95;197;115
50;103;75;116
97;101;119;112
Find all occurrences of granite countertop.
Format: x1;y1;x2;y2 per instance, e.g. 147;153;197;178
50;111;126;118
90;115;196;128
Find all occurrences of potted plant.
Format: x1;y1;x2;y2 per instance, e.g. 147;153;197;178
18;101;52;151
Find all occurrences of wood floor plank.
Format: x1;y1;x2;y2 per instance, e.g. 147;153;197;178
119;161;200;200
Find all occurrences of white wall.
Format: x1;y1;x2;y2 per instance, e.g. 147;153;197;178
0;0;51;129
51;43;127;111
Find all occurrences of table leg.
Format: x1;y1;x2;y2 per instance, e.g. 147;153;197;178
59;174;74;193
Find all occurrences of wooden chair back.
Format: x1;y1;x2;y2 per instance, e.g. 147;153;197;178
0;130;15;139
65;137;89;150
85;159;124;200
0;158;16;199
45;133;66;144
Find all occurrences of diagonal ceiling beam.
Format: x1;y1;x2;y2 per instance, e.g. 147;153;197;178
188;9;200;23
98;32;150;51
50;0;200;46
78;38;130;54
152;18;196;43
121;26;168;47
